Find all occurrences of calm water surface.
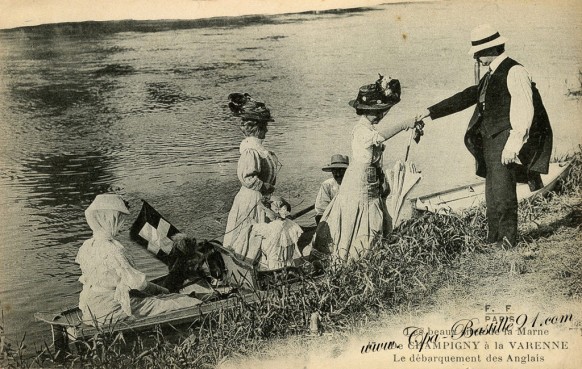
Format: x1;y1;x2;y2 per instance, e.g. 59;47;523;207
0;0;581;349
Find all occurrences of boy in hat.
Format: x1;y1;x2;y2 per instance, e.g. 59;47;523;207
314;154;349;224
416;24;552;247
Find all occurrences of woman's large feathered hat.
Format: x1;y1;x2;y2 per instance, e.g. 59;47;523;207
228;92;274;122
348;74;401;114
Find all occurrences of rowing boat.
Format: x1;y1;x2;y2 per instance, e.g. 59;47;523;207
412;161;572;215
35;206;318;357
34;273;312;358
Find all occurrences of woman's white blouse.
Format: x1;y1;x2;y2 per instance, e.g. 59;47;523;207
76;238;148;315
351;117;385;165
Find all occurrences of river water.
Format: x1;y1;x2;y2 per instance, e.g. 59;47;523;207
0;0;580;351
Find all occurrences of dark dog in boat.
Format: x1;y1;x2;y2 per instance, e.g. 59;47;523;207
163;233;226;293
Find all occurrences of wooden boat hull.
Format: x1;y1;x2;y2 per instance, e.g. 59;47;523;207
412;162;572;215
35;207;319;355
35;271;318;356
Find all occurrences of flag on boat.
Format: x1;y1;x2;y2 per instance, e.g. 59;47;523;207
130;200;180;263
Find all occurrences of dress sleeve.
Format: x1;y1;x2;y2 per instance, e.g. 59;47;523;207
237;148;264;191
284;220;303;245
353;125;383;149
107;243;148;291
376;118;413;141
314;181;333;215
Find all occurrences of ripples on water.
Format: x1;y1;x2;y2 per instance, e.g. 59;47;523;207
0;1;580;348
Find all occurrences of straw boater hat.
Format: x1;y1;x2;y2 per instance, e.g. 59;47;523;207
322;154;349;172
468;24;507;55
86;194;130;214
228;92;274;122
348;74;401;114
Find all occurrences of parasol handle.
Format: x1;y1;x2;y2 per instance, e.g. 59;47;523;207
404;128;414;163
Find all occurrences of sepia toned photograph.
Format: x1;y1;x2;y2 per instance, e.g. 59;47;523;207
0;0;581;368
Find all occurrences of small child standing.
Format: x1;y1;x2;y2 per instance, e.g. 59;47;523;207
253;196;303;270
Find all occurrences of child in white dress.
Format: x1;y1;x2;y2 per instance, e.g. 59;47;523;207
252;196;303;270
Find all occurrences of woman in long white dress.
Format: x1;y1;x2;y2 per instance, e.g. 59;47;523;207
76;194;202;326
223;93;280;261
311;76;417;262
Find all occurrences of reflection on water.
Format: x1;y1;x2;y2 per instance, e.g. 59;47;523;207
21;151;116;209
11;83;97;116
0;1;580;350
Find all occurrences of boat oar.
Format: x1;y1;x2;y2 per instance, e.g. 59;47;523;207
288;204;315;220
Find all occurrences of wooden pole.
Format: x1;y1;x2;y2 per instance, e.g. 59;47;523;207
288;204;315;220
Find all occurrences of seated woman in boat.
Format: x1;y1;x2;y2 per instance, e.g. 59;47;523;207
311;75;417;262
76;194;202;326
223;93;280;258
252;196;303;270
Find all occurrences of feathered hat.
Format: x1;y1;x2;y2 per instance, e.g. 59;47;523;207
228;92;274;122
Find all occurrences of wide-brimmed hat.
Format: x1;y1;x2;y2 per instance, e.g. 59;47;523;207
468;24;507;55
348;75;401;114
228;92;274;122
322;154;349;172
86;194;130;214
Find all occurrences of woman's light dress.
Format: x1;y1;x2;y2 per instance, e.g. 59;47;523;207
223;136;279;259
312;117;392;261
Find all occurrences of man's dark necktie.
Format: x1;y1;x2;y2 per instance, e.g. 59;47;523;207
478;68;492;109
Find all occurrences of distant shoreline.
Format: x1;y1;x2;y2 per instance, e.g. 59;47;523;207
0;0;434;32
0;8;381;34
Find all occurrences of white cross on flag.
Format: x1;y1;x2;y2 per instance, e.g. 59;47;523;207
138;217;174;255
130;200;180;264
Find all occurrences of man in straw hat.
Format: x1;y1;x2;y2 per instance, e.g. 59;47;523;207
314;154;349;224
416;24;552;247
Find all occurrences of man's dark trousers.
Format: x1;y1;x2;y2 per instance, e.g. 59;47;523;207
483;129;517;246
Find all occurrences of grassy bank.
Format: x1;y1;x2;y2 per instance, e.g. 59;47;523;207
2;152;581;369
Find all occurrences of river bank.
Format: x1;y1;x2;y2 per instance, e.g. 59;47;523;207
220;155;582;369
2;152;580;368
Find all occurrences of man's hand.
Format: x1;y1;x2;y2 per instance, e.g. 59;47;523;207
501;147;521;165
416;109;430;121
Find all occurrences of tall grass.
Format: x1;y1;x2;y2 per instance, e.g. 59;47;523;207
3;152;581;369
